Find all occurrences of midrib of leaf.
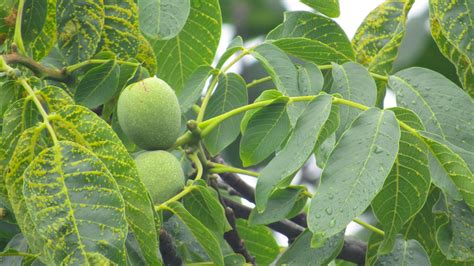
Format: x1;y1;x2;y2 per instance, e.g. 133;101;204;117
80;61;116;100
277;37;352;61
342;111;384;205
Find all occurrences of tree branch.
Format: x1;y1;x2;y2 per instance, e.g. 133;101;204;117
2;53;69;82
159;229;182;266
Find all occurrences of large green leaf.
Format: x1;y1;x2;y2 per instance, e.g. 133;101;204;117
300;0;340;18
429;0;473;96
352;0;414;76
433;194;474;262
23;141;127;264
277;230;344;265
182;184;231;235
74;59;120;108
178;65;214;113
367;234;430;266
255;95;332;211
330;62;377;136
371;107;431;254
420;132;474;210
165;201;224;266
215;36;244;69
50;105;160;264
240;102;291;167
98;0;140;60
235;219;279;265
138;0;190;40
135;34;157;74
308;108;400;247
203;73;248;156
56;0;105;64
267;11;354;65
151;0;221;92
240;90;287;132
22;0;56;60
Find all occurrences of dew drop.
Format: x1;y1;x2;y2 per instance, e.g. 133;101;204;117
329;218;336;227
325;207;333;215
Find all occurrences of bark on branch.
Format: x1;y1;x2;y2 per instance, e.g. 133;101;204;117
2;53;69;82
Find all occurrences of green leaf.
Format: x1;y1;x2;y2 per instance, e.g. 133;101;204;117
98;0;140;60
178;65;214;113
368;234;430;266
429;0;473;96
138;0;190;40
433;194;474;262
56;0;105;64
151;0;221;92
352;0;414;76
297;62;324;96
240;102;291;167
250;43;300;124
300;0;340;18
135;34;158;74
22;0;56;60
371;107;431;254
0;234;32;265
308;108;400;246
74;60;120;108
390;68;474;152
204;73;248;156
267;11;354;64
183;185;231;235
314;103;340;169
330;62;377;137
216;36;244;69
240;89;286;132
249;186;307;225
166;201;224;266
277;230;344;265
420;132;474;210
23;141;127;265
256;94;332;211
50;105;160;265
235;219;279;265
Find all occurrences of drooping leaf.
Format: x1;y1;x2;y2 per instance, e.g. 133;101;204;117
277;230;344;265
256;95;332;211
151;0;221;92
267;11;354;65
98;0;140;60
433;194;474;262
165;201;224;266
352;0;414;76
74;59;120;108
371;107;431;253
330;62;377;137
203;73;248;156
420;132;474;210
216;36;244;69
308;108;400;247
56;0;105;64
138;0;190;40
250;43;302;125
178;65;214;113
235;219;279;265
23;141;128;265
367;234;430;266
300;0;340;18
249;186;307;225
22;0;56;60
240;102;291;167
429;0;473;96
183;185;231;235
50;105;160;264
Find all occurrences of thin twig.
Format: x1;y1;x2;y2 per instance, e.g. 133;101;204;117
2;53;68;82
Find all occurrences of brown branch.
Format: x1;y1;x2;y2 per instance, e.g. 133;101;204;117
2;53;69;82
159;229;182;266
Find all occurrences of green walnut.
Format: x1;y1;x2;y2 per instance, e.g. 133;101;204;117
117;77;181;150
135;150;185;204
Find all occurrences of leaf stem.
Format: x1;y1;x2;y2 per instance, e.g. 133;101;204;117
208;162;259;177
172;131;195;149
188;152;204;180
370;72;388;82
155;185;196;212
18;78;59;145
13;0;26;55
246;76;272;89
352;218;385;236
